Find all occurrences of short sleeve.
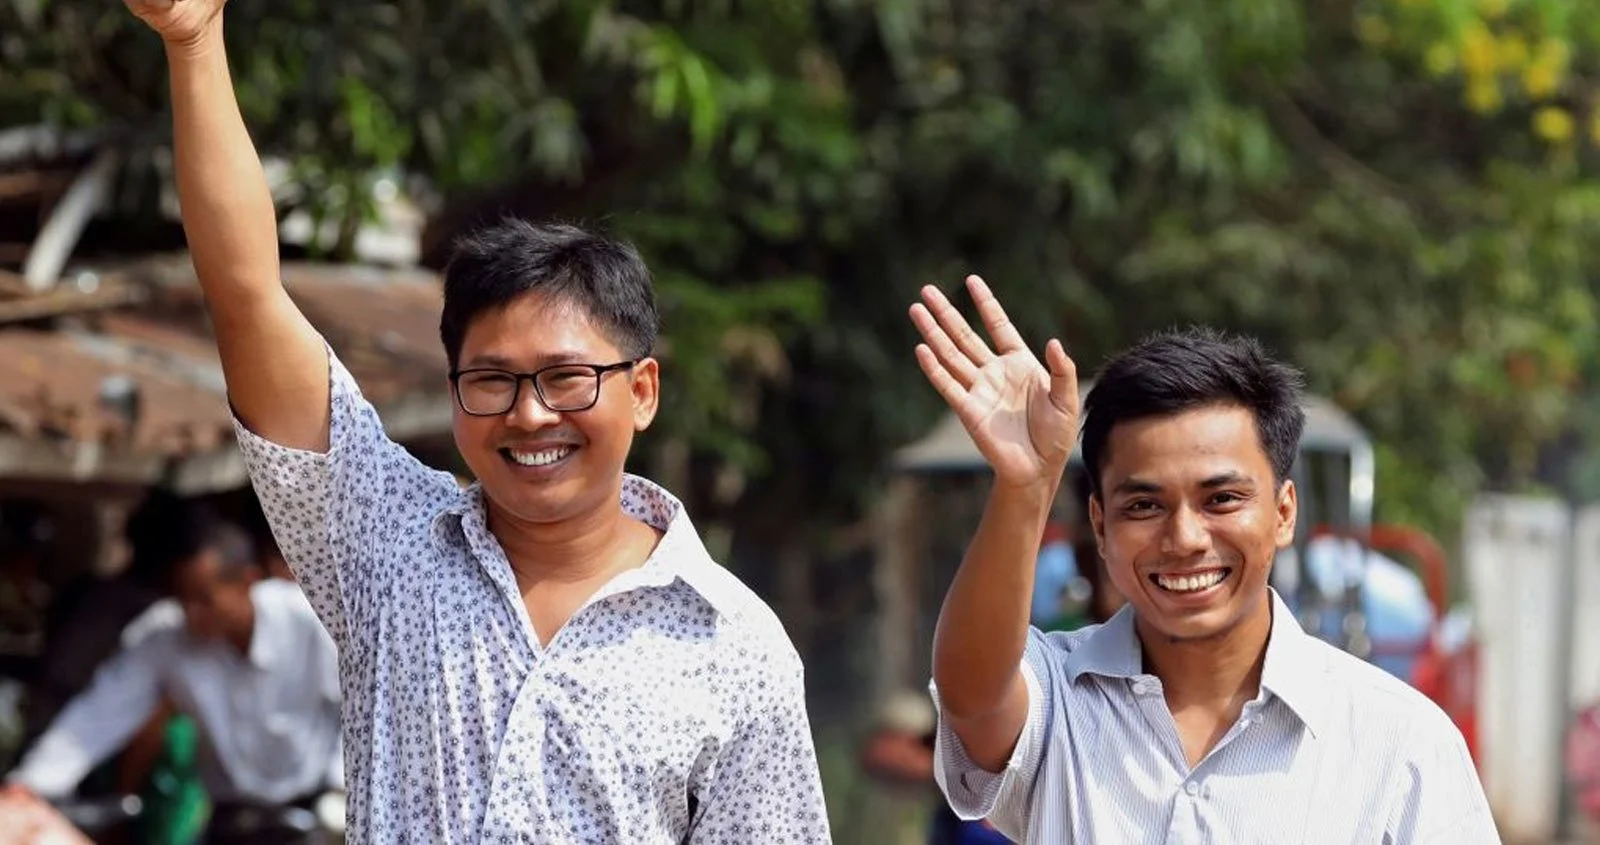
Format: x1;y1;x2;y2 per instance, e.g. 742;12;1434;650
232;343;456;646
930;633;1054;842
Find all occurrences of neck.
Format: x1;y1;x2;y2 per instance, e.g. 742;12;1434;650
1137;592;1272;711
229;600;256;657
485;492;638;587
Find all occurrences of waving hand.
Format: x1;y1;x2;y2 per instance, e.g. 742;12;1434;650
909;276;1080;487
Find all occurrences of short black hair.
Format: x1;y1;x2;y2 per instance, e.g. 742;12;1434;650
126;491;258;587
124;489;205;588
1079;327;1306;497
439;219;659;369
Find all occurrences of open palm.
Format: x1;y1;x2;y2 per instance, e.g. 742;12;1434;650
909;276;1079;487
123;0;227;45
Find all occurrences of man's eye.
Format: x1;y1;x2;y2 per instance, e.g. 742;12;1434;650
466;375;516;391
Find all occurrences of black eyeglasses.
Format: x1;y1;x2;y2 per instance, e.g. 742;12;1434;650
449;361;637;416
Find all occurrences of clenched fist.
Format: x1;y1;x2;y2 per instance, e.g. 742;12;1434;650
123;0;227;47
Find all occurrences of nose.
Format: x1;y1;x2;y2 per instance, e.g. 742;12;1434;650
1160;503;1211;557
503;379;562;430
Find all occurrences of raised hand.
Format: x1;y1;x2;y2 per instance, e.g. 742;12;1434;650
909;275;1079;488
123;0;227;46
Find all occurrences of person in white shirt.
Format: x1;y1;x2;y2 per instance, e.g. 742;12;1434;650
8;517;342;834
114;0;828;841
907;276;1497;843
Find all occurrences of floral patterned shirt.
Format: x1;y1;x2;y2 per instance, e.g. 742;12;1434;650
234;347;831;844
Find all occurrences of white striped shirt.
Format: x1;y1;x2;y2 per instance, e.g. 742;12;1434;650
932;590;1499;844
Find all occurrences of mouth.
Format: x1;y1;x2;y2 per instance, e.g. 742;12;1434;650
1149;568;1231;595
499;444;578;470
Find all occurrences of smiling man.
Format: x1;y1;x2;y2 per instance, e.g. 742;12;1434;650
122;0;829;842
909;277;1497;844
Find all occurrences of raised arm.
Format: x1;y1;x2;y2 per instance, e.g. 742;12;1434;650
126;2;460;645
127;0;330;451
908;275;1079;771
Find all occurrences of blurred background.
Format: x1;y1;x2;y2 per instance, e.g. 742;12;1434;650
0;0;1598;843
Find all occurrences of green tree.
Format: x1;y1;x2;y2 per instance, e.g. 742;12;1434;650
9;0;1600;697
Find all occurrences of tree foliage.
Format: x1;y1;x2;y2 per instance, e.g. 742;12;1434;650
6;0;1600;559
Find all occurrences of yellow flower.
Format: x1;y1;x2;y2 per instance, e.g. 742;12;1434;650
1460;23;1497;75
1425;42;1457;76
1534;106;1574;143
1524;59;1563;99
1496;34;1528;70
1467;76;1503;114
1535;37;1571;67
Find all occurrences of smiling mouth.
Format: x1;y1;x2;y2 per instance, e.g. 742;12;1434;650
500;445;577;467
1150;568;1231;594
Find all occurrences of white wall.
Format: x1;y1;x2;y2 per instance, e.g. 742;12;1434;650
1463;494;1571;843
1571;507;1600;708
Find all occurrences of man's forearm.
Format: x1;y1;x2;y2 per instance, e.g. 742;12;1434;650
161;17;333;450
9;731;96;798
932;479;1055;719
166;20;280;303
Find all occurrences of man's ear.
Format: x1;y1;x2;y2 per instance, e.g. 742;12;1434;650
630;358;660;432
1274;479;1298;548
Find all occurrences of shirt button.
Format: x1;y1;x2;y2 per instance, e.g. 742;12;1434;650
1184;781;1200;796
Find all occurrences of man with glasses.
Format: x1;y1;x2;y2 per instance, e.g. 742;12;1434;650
122;0;830;842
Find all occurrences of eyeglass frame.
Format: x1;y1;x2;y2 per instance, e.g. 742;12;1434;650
448;360;639;416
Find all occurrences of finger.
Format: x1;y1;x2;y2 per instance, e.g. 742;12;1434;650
909;303;979;389
920;284;996;367
1044;338;1079;414
914;344;973;413
966;275;1029;354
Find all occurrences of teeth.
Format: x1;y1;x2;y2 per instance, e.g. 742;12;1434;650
1156;570;1226;593
507;446;573;467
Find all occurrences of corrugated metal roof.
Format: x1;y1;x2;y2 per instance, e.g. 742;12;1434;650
0;253;452;492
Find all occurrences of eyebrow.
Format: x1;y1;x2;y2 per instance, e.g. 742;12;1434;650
461;351;590;370
1110;471;1253;496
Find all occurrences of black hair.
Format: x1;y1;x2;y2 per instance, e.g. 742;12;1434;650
1079;327;1306;497
125;491;258;588
439;218;659;369
124;489;205;588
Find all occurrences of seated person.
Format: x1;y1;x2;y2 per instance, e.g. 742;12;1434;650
7;517;342;841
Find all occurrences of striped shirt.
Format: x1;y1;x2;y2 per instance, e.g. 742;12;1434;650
931;590;1499;844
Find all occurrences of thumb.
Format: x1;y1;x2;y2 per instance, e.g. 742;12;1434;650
1043;339;1078;414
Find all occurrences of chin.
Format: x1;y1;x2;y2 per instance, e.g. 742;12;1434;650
1139;586;1268;643
1144;607;1244;642
483;472;615;526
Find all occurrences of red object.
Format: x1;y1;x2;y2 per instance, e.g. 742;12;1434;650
1567;704;1600;823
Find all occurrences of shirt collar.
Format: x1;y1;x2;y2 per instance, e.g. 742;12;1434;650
430;473;748;621
1064;588;1328;737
